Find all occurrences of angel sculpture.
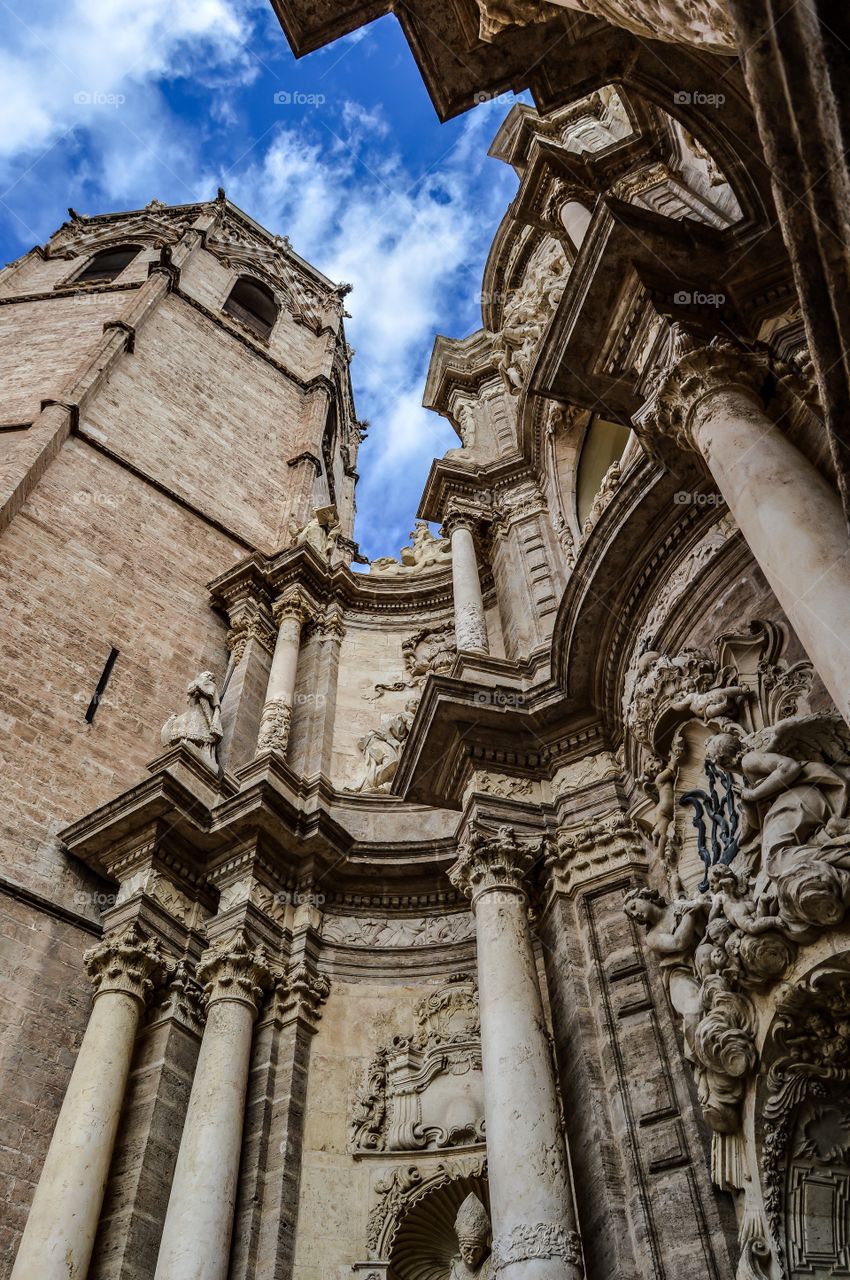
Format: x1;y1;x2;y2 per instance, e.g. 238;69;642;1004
705;713;850;933
450;1193;493;1280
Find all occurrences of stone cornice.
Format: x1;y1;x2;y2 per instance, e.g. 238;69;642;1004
208;543;483;622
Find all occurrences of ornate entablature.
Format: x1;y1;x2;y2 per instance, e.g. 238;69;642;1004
350;974;484;1156
622;618;850;1272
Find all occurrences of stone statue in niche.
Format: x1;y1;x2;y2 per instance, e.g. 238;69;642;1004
350;698;418;793
450;1193;493;1279
160;670;222;769
369;520;452;576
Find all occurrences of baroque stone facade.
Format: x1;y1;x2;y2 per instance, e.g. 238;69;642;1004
2;12;850;1280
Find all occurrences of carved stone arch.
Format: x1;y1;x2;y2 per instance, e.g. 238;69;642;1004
388;1166;490;1280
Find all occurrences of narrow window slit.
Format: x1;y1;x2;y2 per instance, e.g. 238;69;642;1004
85;647;119;723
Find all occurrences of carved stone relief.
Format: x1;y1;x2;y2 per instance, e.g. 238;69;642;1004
623;621;850;1277
350;975;484;1157
322;913;475;948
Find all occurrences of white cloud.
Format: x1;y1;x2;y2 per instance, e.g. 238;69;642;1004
0;0;256;162
227;98;518;557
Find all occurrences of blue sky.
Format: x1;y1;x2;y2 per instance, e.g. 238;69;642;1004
0;0;524;561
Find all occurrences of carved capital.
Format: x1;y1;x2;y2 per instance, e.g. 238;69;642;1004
272;589;313;629
197;934;274;1014
449;825;542;904
257;697;292;753
226;605;276;665
441;500;491;541
84;924;172;1005
633;326;770;459
279;962;330;1031
547;813;646;898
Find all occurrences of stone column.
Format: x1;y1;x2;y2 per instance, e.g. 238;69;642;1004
443;508;490;654
449;827;583;1279
153;936;273;1280
10;927;168;1280
257;592;311;754
635;329;850;724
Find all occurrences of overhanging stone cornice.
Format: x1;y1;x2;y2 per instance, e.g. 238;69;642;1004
530;196;791;419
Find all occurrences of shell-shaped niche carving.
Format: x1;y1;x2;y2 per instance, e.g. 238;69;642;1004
390;1173;490;1280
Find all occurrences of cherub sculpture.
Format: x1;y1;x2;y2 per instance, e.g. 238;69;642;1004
161;671;222;769
450;1193;493;1279
705;713;850;932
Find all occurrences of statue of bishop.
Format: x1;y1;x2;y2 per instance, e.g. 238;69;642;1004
450;1193;493;1280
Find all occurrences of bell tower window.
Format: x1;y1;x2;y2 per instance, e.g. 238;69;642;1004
75;244;141;285
222;276;279;341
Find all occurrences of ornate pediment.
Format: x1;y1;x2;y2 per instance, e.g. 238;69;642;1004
350;975;484;1156
47;200;197;259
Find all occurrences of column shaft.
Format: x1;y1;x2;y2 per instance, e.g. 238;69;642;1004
451;830;583;1278
692;385;850;722
10;991;142;1280
450;524;489;654
258;606;304;753
153;999;256;1280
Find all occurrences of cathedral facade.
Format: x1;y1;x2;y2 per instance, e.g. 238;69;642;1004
2;6;850;1280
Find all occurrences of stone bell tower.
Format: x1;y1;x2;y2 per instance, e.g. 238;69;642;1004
0;192;360;1268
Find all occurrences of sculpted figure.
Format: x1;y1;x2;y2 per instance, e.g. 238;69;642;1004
369;521;451;576
669;681;747;726
642;733;686;896
707;864;783;936
624;887;706;1053
706;715;850;932
450;1193;493;1280
160;671;222;769
290;510;340;562
353;698;418;792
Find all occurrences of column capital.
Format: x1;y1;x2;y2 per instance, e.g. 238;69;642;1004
441;499;492;540
545;812;647;901
226;601;276;665
279;962;330;1032
84;924;172;1005
197;933;275;1015
449;824;543;904
272;588;313;628
633;325;770;460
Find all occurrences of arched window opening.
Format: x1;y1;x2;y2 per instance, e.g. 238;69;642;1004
222;276;279;341
575;416;631;527
75;244;141;285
